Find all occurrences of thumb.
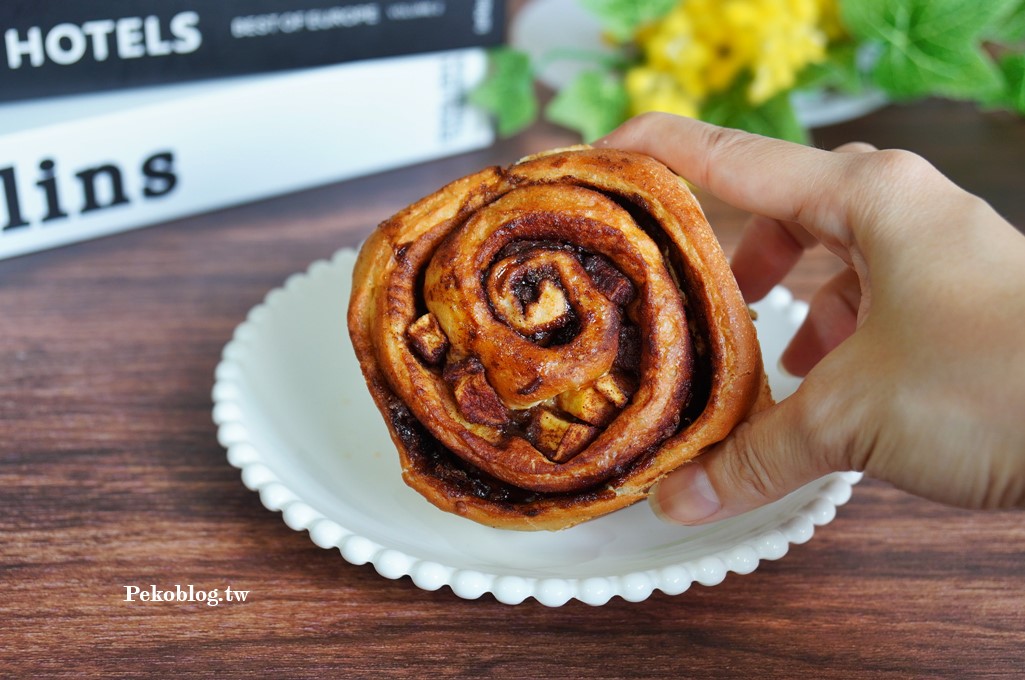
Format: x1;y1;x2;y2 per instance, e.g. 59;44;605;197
649;391;842;525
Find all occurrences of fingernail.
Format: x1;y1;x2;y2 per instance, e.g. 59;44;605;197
649;463;721;525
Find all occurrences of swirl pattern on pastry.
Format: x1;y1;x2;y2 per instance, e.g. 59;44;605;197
348;147;772;530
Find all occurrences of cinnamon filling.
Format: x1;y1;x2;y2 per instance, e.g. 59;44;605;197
399;183;704;484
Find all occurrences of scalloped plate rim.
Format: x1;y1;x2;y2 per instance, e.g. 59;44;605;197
212;247;861;606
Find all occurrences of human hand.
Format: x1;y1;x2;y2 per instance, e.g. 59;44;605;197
598;113;1025;524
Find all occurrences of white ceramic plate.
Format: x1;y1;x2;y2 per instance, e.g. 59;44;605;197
213;248;860;606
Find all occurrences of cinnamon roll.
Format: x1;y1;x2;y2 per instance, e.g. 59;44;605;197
347;146;772;530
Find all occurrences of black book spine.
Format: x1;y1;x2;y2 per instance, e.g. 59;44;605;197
0;0;505;103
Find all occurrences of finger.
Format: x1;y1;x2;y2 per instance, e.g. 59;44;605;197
728;142;876;302
597;114;949;260
597;114;849;232
731;214;817;302
781;267;862;377
649;388;841;525
833;141;878;154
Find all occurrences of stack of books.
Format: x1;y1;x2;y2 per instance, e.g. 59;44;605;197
0;1;505;260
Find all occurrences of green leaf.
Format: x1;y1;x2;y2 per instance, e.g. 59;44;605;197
985;0;1025;46
839;0;1011;101
544;70;629;142
469;48;538;137
1000;53;1025;113
874;44;1002;100
842;0;1016;44
702;81;809;144
578;0;677;42
797;41;865;94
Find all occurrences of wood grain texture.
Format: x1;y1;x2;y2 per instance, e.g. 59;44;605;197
2;92;1024;677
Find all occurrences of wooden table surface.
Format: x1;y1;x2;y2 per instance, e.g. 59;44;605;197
3;97;1024;677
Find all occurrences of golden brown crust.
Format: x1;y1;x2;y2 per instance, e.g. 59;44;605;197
347;147;772;530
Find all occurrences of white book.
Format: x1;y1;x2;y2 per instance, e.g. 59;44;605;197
0;48;493;260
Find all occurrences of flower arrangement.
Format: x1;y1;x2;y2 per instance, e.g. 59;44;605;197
471;0;1025;143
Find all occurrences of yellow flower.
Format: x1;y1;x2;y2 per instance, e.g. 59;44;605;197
628;0;836;114
815;0;847;40
746;0;828;104
625;66;701;118
636;5;710;99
